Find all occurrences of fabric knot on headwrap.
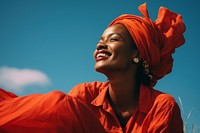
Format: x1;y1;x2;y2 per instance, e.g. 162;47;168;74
109;3;186;87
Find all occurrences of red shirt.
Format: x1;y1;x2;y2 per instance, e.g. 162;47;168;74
69;81;183;133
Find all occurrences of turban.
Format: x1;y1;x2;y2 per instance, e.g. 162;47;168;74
109;3;186;86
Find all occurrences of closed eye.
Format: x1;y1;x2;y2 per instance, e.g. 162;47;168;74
110;38;119;42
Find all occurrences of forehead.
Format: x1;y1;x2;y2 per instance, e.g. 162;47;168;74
103;24;132;39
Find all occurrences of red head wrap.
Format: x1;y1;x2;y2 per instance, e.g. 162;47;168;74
109;3;186;86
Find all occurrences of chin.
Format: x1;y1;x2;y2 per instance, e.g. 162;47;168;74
95;66;104;73
95;64;109;74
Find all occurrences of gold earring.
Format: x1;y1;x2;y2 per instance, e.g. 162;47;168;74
133;58;139;63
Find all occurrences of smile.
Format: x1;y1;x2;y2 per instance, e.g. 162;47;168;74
96;52;111;61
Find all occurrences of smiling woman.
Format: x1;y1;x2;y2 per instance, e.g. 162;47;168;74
0;3;185;133
70;3;186;132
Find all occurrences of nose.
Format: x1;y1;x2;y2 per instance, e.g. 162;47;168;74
96;42;108;50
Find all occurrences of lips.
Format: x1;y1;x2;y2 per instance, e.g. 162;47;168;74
95;51;111;61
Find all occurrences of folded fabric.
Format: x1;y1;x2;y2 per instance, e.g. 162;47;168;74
0;88;106;133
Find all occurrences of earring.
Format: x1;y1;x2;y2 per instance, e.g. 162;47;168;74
143;61;150;74
133;58;139;63
142;61;153;79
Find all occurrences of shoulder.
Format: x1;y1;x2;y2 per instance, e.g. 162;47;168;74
141;86;179;114
149;88;180;116
151;89;177;107
68;81;109;104
145;89;183;132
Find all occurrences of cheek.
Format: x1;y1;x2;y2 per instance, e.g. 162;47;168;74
114;46;132;60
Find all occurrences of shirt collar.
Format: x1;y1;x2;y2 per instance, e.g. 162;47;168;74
91;85;109;107
91;83;153;114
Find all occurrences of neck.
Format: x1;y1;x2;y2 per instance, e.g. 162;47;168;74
107;70;140;111
106;70;140;129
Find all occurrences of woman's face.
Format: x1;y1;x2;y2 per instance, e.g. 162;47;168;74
94;24;137;74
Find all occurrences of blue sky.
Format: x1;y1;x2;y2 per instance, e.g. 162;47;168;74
0;0;199;129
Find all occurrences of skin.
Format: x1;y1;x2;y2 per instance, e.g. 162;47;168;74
94;24;141;129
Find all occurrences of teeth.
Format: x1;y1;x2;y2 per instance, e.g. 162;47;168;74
97;53;109;58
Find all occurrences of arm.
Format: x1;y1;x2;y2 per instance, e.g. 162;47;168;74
0;90;106;133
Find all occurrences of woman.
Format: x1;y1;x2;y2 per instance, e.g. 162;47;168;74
0;3;185;133
69;3;185;133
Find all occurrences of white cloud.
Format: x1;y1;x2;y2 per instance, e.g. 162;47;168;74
0;66;51;92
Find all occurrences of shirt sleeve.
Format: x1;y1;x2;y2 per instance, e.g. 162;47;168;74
0;90;106;133
169;102;184;133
